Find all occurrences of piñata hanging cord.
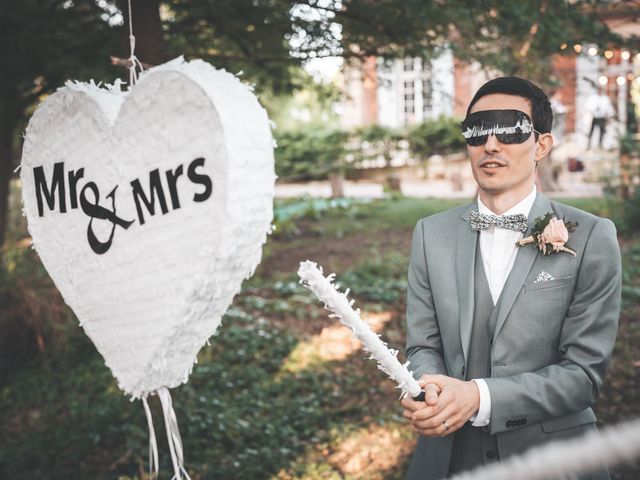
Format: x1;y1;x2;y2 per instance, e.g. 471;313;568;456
126;0;144;87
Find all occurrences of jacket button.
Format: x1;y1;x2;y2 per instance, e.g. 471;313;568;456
486;450;496;459
461;366;466;376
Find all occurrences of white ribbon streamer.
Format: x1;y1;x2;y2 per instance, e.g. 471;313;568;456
141;395;159;480
297;260;422;398
157;388;192;480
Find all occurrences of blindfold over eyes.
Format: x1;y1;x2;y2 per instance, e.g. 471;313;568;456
460;109;537;146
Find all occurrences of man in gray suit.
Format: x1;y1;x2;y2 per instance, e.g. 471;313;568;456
401;77;621;479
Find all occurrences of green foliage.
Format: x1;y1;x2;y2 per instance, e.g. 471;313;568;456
619;132;639;156
0;0;121;142
0;245;74;379
272;197;368;238
622;242;640;302
274;128;348;181
532;212;554;233
2;1;631;248
447;0;627;85
159;0;633;91
407;116;466;160
0;306;398;479
622;188;640;233
1;195;638;479
1;1;121;92
554;197;625;226
339;253;408;304
3;1;622;99
260;72;342;131
338;1;631;86
0;0;123;247
615;134;640;232
275;116;466;183
352;124;404;168
165;0;297;92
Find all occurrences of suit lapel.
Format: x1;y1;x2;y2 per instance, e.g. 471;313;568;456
457;204;479;364
492;193;552;342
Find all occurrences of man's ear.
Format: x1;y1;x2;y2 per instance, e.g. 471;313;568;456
534;133;554;160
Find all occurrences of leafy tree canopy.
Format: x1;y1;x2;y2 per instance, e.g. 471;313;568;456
1;0;121;112
1;0;637;246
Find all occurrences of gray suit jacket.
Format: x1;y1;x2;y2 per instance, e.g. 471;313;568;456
405;193;621;480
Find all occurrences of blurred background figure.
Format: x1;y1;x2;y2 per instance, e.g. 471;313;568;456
585;89;615;150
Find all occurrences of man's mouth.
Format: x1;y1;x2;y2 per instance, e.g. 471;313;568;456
479;160;506;169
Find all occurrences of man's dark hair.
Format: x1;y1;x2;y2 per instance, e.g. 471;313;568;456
466;76;553;134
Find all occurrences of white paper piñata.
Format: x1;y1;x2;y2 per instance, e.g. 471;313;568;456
20;57;275;398
297;261;422;398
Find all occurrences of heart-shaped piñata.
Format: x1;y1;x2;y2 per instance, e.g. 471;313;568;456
20;58;275;398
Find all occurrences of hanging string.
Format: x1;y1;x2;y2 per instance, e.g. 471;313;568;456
158;388;192;480
126;0;144;87
141;395;159;480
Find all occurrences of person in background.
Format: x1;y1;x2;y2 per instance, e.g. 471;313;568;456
586;89;615;150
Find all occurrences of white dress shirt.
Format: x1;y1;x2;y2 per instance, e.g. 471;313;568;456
470;186;537;427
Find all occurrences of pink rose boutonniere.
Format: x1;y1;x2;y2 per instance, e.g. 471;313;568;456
516;212;578;256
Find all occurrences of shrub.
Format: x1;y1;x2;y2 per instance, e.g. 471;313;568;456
0;245;73;379
352;124;403;168
407;115;466;160
274;128;347;181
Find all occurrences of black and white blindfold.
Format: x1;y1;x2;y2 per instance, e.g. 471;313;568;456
460;109;539;146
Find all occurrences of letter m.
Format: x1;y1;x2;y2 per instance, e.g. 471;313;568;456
130;168;168;225
33;162;66;217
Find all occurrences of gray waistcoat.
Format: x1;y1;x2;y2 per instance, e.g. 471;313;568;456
448;243;500;475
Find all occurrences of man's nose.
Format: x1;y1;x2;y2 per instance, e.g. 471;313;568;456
484;133;501;152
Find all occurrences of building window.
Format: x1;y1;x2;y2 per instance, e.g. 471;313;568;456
421;75;433;116
404;79;415;123
403;58;414;71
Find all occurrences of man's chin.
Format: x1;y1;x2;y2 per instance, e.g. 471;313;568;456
477;182;505;195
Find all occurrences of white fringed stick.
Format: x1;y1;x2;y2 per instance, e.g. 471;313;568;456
297;260;423;399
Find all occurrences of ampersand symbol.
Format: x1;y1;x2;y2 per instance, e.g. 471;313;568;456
80;182;134;254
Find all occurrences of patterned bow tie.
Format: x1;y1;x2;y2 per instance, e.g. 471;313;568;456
468;210;528;233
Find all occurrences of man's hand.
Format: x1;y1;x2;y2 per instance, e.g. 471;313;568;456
401;381;440;413
402;374;480;437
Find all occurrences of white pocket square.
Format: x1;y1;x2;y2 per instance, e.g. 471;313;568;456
534;271;555;283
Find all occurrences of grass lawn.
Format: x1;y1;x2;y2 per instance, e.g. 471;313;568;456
1;195;638;479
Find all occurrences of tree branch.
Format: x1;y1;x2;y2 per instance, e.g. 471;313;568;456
518;0;549;58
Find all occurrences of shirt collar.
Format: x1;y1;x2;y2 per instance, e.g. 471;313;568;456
477;185;537;217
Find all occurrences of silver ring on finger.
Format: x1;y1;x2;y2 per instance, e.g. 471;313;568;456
443;420;451;430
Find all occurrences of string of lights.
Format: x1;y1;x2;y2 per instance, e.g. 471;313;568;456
559;43;640;86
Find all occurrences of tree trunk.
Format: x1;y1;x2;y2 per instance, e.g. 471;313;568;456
0;93;18;252
329;171;345;198
387;172;402;192
124;0;166;66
